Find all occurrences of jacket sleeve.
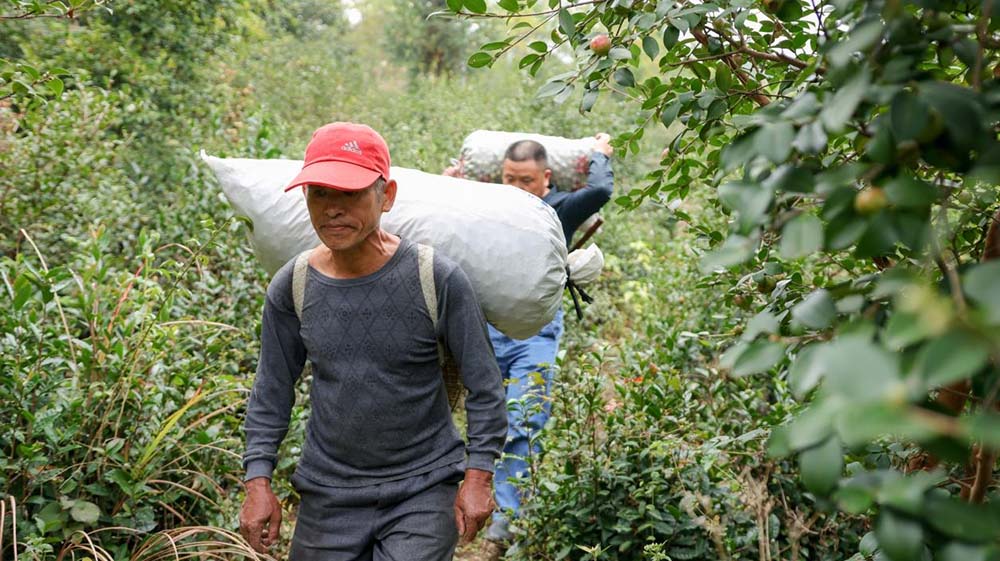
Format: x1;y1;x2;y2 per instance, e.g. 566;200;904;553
556;152;615;238
436;263;507;472
242;264;306;481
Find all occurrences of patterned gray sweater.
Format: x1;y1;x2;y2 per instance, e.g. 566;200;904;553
243;239;507;487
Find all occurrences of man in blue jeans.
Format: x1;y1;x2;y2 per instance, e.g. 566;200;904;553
483;133;615;554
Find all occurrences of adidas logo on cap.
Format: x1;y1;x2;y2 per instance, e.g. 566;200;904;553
341;140;362;154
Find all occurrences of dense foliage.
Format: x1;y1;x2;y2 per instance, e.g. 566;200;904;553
2;0;999;560
455;0;1000;559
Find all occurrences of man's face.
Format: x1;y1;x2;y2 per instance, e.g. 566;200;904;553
501;158;551;198
305;179;396;251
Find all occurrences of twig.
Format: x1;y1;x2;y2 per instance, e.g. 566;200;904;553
18;229;80;372
450;0;606;18
973;0;994;91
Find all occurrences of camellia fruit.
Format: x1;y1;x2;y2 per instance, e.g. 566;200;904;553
590;34;611;56
854;186;889;215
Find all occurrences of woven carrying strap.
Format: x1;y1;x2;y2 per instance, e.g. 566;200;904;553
291;246;464;410
416;244;465;410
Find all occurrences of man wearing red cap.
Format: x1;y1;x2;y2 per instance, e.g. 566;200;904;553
239;122;508;560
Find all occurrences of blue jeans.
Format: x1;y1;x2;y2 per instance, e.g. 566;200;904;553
486;309;564;536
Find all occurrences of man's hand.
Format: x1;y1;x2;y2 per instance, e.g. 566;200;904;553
593;132;613;157
239;477;282;553
454;469;495;544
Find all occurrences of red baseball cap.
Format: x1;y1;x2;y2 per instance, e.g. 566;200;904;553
284;122;391;192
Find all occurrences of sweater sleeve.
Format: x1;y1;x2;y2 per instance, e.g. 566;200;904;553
436;262;507;472
242;263;306;481
555;152;615;239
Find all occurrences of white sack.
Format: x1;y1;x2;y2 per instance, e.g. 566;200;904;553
567;245;604;286
201;151;567;339
457;130;596;191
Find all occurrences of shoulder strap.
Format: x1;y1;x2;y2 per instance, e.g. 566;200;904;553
292;249;312;320
416;244;446;366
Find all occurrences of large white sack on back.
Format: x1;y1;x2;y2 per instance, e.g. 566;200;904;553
201;152;567;339
457;130;596;191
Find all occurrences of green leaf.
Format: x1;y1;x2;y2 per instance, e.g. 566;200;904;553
613;68;635;88
662;26;680;49
744;310;780;340
755;122;795;163
792;289;836;329
528;41;547;52
464;0;488;13
916;332;990;386
882;175;937;209
884;312;932;350
890;90;930;142
699;234;757;272
732;340;786;377
45;77;64;97
19;64;41;80
789;343;825;399
70;501;101;525
836;482;875;515
467;52;493;68
827;19;883;68
785;398;841;450
780;213;824;259
793;121;828;153
818;335;901;402
938;543;989;561
518;53;540;69
875;510;924;561
965;413;1000;448
609;47;631;60
799;437;843;495
642;36;660;60
963;261;1000;324
446;0;463;11
820;68;869;133
34;501;65;535
480;41;509;51
660;101;680;128
537;80;566;98
715;62;733;91
13;274;32;310
782;92;819;120
877;471;945;516
580;89;599;112
553;83;574;104
834;402;935;446
924;494;1000;542
689;61;711;80
497;0;519;11
718;181;773;232
558;8;575;38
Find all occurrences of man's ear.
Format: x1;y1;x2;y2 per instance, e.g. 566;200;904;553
381;179;398;212
543;169;552;188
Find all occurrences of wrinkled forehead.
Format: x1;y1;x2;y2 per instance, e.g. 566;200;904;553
502;158;547;176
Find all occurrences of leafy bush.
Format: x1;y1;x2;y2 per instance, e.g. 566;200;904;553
0;224;252;559
458;0;1000;558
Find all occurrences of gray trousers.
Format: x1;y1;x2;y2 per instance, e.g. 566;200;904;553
289;469;461;561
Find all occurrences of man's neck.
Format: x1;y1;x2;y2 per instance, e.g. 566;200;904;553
312;230;402;279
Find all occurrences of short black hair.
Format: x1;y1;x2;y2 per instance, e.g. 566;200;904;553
504;140;548;167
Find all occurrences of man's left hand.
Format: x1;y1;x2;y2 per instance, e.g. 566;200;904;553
454;468;495;544
593;132;613;156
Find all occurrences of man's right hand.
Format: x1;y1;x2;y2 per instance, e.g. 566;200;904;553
239;477;282;553
593;132;613;157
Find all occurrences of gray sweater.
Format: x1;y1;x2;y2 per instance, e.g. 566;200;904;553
243;239;507;487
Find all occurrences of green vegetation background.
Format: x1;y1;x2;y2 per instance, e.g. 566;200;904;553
1;2;864;559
